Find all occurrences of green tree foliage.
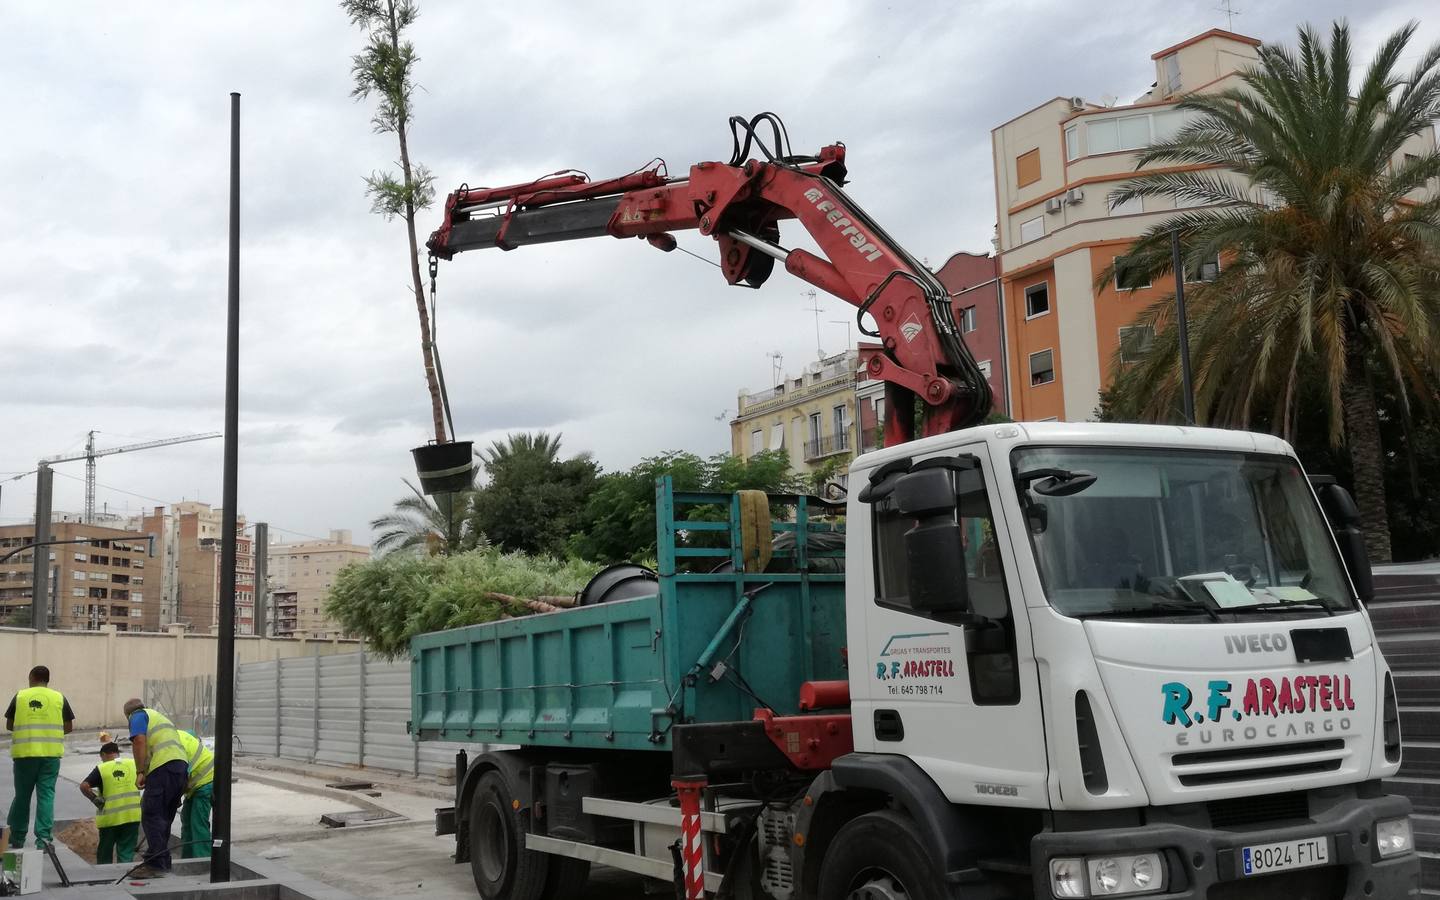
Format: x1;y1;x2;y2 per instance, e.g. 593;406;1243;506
342;0;447;442
469;432;600;556
325;550;597;657
1100;22;1440;562
370;479;479;556
570;450;802;563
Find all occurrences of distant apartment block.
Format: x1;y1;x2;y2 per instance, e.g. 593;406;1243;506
268;530;369;639
135;502;254;634
731;350;860;479
991;28;1437;421
0;522;151;630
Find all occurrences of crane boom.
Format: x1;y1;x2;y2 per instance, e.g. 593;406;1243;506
426;114;992;445
42;431;221;523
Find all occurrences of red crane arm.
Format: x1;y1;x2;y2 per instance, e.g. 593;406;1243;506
426;116;992;444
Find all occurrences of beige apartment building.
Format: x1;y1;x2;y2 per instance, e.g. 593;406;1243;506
991;28;1438;422
136;502;255;634
0;522;151;630
268;530;369;639
730;350;865;479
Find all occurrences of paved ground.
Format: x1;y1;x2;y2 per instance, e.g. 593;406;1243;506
4;741;648;899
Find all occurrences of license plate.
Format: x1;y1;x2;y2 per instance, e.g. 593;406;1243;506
1240;836;1329;876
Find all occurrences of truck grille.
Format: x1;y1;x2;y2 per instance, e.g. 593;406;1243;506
1206;792;1308;828
1207;865;1344;899
1172;739;1346;788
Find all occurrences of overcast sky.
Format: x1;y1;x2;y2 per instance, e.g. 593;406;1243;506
2;1;1435;544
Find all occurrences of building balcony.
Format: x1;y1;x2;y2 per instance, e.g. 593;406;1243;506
804;432;852;461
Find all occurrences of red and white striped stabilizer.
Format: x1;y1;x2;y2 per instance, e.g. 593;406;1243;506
672;775;708;900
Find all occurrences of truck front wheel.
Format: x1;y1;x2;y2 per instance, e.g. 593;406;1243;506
470;771;549;900
816;811;947;900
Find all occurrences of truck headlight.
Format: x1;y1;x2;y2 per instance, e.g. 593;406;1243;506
1376;818;1413;858
1048;853;1165;897
1049;858;1087;897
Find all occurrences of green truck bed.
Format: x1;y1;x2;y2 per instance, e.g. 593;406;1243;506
411;479;847;752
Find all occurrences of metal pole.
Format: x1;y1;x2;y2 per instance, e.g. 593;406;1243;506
1170;231;1196;425
31;465;53;632
253;523;268;637
211;91;241;883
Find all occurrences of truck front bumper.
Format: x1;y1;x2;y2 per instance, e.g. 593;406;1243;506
1030;789;1419;899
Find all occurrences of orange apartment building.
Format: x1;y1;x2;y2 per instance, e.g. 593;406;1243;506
990;28;1438;422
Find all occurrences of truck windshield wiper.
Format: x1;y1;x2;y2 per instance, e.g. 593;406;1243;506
1227;601;1336;617
1077;601;1220;621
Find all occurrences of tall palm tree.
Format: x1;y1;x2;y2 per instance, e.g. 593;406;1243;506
1103;21;1440;562
370;479;480;555
480;432;564;471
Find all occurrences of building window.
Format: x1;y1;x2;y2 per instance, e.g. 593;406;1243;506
1185;251;1220;283
1086;114;1151;154
72;571;85;581
1119;325;1156;363
959;305;977;333
750;430;763;455
1064;125;1079;161
1029;349;1056;386
1162;53;1181;94
1016;148;1042;188
1019;216;1045;244
72;604;85;616
1114;256;1151;291
1025;283;1050;318
808;412;822;441
131;607;143;618
72;588;85;598
769;422;785;451
833;405;847;446
1109;194;1142;216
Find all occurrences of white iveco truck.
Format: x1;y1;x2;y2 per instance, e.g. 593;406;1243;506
419;421;1417;900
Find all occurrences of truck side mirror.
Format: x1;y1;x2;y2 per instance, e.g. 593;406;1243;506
894;468;969;614
1312;480;1374;605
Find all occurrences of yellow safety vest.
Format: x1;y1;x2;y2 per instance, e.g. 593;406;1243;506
10;687;65;759
178;730;215;796
95;759;142;828
139;708;186;774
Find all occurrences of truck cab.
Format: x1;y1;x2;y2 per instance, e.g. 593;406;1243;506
843;420;1414;898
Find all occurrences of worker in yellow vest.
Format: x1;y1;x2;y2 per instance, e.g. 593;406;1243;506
176;730;215;859
79;740;141;863
5;665;75;850
122;698;188;875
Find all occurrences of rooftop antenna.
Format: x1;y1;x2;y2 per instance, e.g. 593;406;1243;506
1216;0;1240;30
766;350;784;385
802;289;825;359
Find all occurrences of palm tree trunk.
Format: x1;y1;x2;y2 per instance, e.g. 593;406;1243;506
1339;344;1392;563
387;0;447;445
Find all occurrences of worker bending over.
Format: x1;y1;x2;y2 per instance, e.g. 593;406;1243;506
80;740;141;863
122;698;187;875
177;730;214;859
5;665;74;850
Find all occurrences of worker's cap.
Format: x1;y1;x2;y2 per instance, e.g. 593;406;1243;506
100;742;120;755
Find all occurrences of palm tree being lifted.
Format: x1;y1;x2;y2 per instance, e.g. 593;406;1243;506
1103;21;1440;563
371;479;480;556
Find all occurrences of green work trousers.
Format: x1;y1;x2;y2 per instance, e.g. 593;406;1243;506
180;782;213;859
6;756;61;848
96;821;140;864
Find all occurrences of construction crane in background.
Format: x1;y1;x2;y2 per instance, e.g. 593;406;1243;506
42;430;222;523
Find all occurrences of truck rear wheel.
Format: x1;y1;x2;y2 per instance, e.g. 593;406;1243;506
470;771;549;900
815;811;946;900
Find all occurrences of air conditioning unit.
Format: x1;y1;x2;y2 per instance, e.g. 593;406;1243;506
1044;197;1065;214
1065;188;1085;204
1069;96;1086;111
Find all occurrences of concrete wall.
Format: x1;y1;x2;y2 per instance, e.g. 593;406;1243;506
0;625;358;729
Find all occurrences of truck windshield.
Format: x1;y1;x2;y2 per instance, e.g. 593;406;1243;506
1011;447;1356;619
